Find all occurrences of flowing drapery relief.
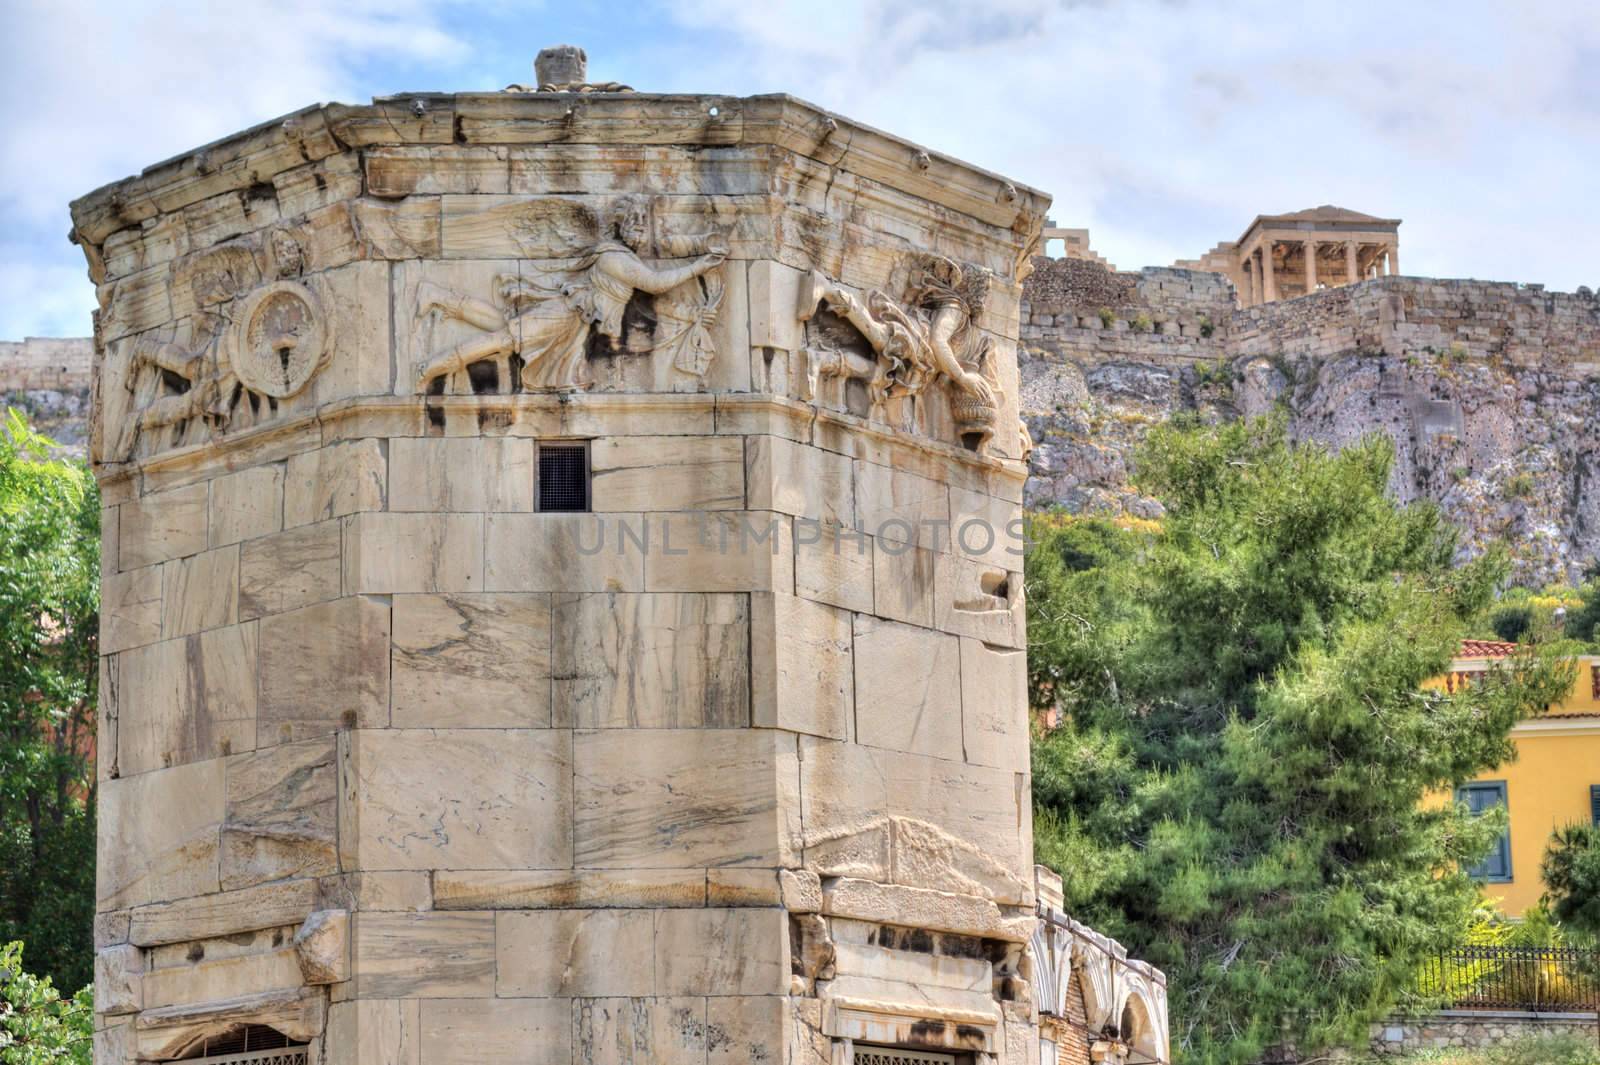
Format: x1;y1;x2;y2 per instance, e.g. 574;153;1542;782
798;255;1003;454
413;196;727;395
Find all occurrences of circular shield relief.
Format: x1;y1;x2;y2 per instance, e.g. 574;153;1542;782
231;281;327;398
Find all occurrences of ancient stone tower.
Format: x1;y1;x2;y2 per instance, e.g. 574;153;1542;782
75;48;1047;1065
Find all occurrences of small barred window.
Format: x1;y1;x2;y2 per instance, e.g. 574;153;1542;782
538;443;590;512
852;1049;960;1065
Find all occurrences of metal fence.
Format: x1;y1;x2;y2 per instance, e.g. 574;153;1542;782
1417;945;1600;1011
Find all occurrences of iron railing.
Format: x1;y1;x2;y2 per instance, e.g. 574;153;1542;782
1417;945;1600;1011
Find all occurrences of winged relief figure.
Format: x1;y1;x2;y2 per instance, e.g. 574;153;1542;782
800;255;1002;452
414;196;727;393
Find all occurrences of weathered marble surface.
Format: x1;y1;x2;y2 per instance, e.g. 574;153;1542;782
220;737;338;890
391;593;553;727
76;70;1047;1065
573;729;789;868
553;592;748;728
258;597;390;742
238;520;341;620
345;729;573;871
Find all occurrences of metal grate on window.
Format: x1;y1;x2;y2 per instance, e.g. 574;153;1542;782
538;444;590;512
853;1049;959;1065
181;1025;306;1065
184;1052;306;1065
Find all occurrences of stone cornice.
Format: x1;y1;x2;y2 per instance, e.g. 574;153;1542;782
1510;716;1600;737
69;92;1049;247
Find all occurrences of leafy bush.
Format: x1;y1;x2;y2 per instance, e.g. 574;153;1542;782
0;412;99;991
1191;358;1233;391
0;941;92;1064
1475;584;1589;647
1563;577;1600;648
1489;1033;1600;1065
1487;604;1534;643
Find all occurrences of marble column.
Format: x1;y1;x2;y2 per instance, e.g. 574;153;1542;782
1241;260;1255;306
1260;243;1276;302
1345;240;1359;285
1387;245;1399;276
1303;239;1318;293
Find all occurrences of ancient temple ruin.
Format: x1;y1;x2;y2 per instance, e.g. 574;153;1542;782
73;46;1169;1065
1176;205;1402;305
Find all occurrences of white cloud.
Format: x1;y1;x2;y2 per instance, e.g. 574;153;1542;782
4;0;1597;339
0;0;469;337
2;0;465;224
641;0;1600;289
0;253;99;342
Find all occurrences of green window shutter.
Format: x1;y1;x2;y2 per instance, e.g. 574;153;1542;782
1591;785;1600;826
1457;781;1512;882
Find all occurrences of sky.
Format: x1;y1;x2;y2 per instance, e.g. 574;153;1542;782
4;0;1598;340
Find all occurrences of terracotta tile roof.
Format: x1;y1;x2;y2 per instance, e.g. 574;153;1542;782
1458;640;1520;659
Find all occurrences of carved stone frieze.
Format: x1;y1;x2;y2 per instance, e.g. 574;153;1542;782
230;281;326;399
413;196;727;395
798;255;1004;454
112;229;328;462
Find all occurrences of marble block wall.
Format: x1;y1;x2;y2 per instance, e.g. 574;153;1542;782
74;76;1048;1065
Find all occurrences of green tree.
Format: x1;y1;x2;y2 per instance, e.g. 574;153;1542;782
1028;415;1575;1064
1486;602;1534;644
0;412;98;992
0;941;93;1064
1541;824;1600;938
1563;574;1600;648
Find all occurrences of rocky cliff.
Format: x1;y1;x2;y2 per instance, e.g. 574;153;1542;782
1020;259;1600;586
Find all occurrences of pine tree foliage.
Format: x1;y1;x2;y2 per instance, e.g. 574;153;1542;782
1541;824;1600;938
1028;415;1575;1064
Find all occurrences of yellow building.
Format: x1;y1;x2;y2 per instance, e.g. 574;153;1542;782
1442;642;1600;916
